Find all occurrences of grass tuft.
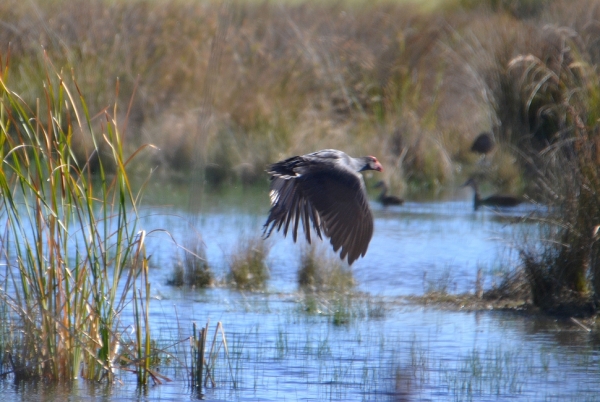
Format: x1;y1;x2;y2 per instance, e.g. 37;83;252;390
297;244;355;293
227;236;270;291
501;26;600;314
168;239;213;288
0;53;154;383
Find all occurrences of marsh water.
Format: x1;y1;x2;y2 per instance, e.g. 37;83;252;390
3;182;600;401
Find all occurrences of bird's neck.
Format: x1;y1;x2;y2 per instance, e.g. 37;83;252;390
473;191;482;209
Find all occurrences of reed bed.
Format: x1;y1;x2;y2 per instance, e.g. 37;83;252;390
1;0;594;195
495;13;600;313
0;0;478;192
0;54;155;382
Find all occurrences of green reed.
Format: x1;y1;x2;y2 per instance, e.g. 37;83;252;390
191;321;236;391
0;53;153;383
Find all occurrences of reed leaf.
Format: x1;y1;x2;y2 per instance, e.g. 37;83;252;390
0;54;153;381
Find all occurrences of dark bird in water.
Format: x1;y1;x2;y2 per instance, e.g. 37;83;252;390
373;181;404;206
470;132;495;156
263;149;383;265
462;178;522;211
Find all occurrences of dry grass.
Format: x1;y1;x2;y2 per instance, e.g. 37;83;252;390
0;0;461;191
3;1;598;193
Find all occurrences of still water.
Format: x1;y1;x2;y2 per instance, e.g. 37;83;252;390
2;184;600;401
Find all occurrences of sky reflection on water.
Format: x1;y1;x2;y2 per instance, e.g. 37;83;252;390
2;189;598;401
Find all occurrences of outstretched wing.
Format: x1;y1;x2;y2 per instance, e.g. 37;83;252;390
263;155;373;265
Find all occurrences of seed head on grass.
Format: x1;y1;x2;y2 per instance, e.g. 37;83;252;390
227;236;270;291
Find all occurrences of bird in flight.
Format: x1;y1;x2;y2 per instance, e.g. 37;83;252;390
263;149;383;265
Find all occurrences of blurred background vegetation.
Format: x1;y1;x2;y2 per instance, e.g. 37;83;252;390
2;0;594;193
3;0;600;313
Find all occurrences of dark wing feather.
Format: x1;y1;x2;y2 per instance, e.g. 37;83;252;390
263;156;321;245
263;153;374;265
301;171;373;265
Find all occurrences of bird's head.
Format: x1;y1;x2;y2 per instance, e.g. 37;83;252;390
362;156;383;172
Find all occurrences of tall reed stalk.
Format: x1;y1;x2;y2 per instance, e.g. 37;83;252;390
0;52;153;382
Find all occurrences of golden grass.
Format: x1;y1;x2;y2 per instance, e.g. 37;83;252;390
0;0;464;190
0;54;156;382
2;1;596;191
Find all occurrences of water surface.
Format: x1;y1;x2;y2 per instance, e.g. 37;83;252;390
2;185;598;401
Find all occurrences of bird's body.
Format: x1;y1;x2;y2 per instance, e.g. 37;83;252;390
463;178;522;211
263;149;383;265
374;181;404;206
470;132;495;156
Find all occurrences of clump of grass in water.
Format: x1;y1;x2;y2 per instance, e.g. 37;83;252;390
330;295;388;326
298;293;387;325
168;239;213;288
227;236;270;291
423;268;456;296
0;54;154;383
295;244;388;325
502;32;600;314
298;244;355;293
331;297;354;326
168;264;186;288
